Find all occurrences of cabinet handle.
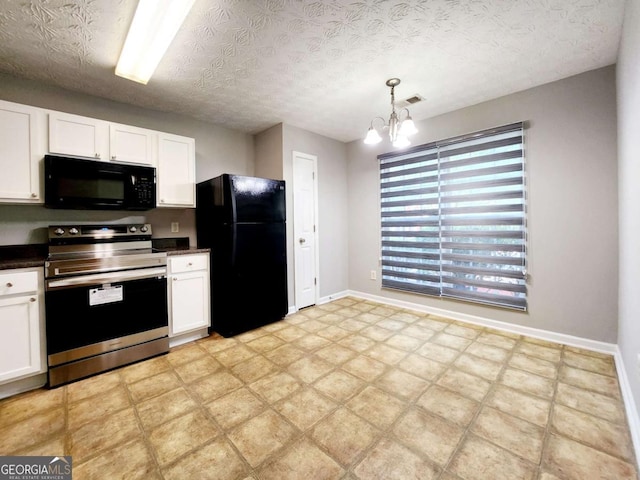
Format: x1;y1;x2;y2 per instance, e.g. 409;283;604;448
187;262;193;266
31;193;37;198
30;297;36;302
111;155;116;160
173;277;178;281
6;282;13;288
160;199;165;203
95;153;100;158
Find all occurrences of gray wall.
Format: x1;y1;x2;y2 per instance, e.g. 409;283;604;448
346;66;619;343
0;72;254;246
617;0;640;415
255;124;284;180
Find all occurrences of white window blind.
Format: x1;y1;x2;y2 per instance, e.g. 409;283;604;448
380;122;527;310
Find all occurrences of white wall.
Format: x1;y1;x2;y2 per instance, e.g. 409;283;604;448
347;66;619;343
0;72;254;246
617;0;640;415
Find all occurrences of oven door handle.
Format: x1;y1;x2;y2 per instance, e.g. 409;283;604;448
46;267;167;291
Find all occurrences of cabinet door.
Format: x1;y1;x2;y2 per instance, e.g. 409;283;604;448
169;270;210;336
109;123;156;165
49;111;109;160
157;133;195;207
0;100;43;203
0;295;41;383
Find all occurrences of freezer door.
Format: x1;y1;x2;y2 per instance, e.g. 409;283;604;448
226;174;286;223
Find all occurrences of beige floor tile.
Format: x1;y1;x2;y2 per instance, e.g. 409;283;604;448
275;388;336;431
214;344;257;367
354;438;439;480
259;437;344;480
375;369;429;401
148;410;218;466
376;318;407;331
351;302;376;313
370;306;397;316
315;344;358;364
317;325;351;341
346;386;405;429
559;365;620;398
338;334;377;352
365;344;407;365
564;346;613;360
388;311;421;323
198;335;239;354
68;384;131;430
287;355;334;383
127;370;182;403
75;439;158;480
454;353;502;381
538;472;563;480
0;407;65;454
314;370;364;402
120;356;171;384
551;404;634;461
437;368;492;402
235;329;268;343
264;343;307;367
173;355;221;383
555;382;625;424
444;323;481;339
205;387;265;431
191;371;244;402
522;336;562;349
432;332;473;351
417;342;460;363
466;342;510;363
501;368;555;399
393;407;464;466
543;434;637;480
334;297;358;307
249;372;301;403
311;407;380;466
385;333;424;351
476;332;518;350
417;385;479;427
69;407;141;462
229;410;296;467
402;324;437;340
336;306;361;318
294;333;331;350
166;342;207;366
449;435;536;480
486;385;551;427
317;303;342;313
14;435;65;456
66;370;122;402
398;354;447;381
162;438;248;480
247;334;285;352
509;353;558;379
415;318;450;331
423;314;453;327
317;313;345;325
136;387;198;430
297;318;329;332
517;342;562;363
262;320;287;332
231;355;278;383
339;318;369;332
0;387;64;428
563;350;616;376
360;325;395;341
472;406;545;463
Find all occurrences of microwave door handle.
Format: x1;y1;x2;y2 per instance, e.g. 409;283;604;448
46;267;167;291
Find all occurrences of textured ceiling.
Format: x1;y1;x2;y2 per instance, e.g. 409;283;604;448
0;0;626;142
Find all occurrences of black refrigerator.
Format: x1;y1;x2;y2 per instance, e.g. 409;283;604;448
196;174;288;337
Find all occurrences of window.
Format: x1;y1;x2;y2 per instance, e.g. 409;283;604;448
380;122;527;310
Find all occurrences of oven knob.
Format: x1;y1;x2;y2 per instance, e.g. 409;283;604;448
140;225;148;233
54;228;65;236
69;227;79;235
129;226;137;233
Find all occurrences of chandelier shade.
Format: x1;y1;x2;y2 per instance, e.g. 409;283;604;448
364;78;418;148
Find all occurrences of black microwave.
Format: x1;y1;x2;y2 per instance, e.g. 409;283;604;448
44;154;156;210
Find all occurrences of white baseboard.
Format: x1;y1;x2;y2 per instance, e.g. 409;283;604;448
613;347;640;471
169;328;208;348
317;290;350;305
0;373;47;400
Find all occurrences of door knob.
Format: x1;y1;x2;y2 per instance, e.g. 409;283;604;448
299;237;306;244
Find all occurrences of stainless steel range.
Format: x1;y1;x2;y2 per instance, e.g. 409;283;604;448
44;224;169;387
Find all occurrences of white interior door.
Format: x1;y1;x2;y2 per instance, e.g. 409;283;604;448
293;151;318;310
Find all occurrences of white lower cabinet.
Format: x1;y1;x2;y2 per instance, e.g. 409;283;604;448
0;269;46;384
168;253;210;337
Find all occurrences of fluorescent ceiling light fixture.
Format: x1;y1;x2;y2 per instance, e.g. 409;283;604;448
116;0;196;85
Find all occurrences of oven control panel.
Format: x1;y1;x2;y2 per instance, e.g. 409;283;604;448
49;224;153;240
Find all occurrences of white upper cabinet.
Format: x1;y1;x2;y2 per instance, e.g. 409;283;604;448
157;133;195;207
109;123;156;166
0;100;44;203
48;111;109;160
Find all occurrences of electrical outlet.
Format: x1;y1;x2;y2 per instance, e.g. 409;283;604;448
370;270;377;280
171;222;179;233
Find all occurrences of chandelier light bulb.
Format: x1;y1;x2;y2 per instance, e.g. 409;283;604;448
364;127;382;145
399;116;417;136
392;135;410;148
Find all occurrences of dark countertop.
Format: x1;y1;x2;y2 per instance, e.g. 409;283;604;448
162;247;210;256
0;244;47;271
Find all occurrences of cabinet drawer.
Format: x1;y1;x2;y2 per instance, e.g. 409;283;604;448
169;254;208;274
0;271;38;296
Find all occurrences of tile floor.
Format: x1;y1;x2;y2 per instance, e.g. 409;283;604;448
0;297;637;479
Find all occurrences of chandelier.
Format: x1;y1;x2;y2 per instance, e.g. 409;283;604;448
364;78;418;148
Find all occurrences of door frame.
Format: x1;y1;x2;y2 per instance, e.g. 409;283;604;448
292;150;320;310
